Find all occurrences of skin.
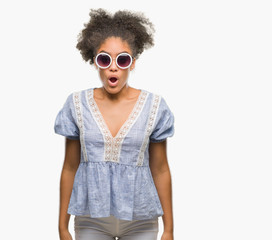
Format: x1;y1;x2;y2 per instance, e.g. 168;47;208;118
58;36;174;240
92;36;141;138
93;36;137;101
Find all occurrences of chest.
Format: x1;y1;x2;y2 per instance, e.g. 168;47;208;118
74;88;161;165
93;98;139;138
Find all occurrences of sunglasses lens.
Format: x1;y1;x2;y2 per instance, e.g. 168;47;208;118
96;54;111;68
117;54;132;68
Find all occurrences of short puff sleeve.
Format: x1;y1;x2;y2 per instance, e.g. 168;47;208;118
150;96;175;143
54;93;80;140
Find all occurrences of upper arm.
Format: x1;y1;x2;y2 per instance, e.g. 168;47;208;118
63;138;81;171
54;93;80;140
149;139;169;175
148;96;174;175
54;93;81;171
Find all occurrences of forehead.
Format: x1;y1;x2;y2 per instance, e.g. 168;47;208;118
97;36;132;55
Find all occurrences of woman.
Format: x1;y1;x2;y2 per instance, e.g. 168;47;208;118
54;8;175;240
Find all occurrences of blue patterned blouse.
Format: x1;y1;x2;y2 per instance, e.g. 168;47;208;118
54;87;175;221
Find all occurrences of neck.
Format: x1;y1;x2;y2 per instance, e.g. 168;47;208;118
100;84;132;101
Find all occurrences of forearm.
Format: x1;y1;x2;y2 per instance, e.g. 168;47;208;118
152;169;174;232
59;168;77;232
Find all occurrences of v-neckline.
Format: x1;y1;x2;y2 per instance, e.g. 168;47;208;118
88;87;146;140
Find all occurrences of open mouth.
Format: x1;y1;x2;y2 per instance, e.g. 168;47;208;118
109;77;118;83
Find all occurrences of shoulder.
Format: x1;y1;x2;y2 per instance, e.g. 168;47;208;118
71;87;90;96
66;87;91;102
59;88;89;112
142;89;162;101
142;89;170;109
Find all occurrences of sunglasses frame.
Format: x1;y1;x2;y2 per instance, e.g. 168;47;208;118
95;52;134;69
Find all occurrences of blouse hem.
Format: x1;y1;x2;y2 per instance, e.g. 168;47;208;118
68;209;163;221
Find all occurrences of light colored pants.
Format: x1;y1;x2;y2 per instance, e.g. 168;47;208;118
74;214;159;240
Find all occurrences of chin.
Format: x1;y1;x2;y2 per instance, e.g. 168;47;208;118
102;85;120;94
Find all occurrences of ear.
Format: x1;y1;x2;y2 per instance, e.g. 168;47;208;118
93;57;98;70
130;58;136;70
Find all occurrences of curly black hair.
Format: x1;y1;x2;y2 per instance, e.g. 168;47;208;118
76;8;155;65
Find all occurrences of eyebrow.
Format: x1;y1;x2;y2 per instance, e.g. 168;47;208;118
99;50;130;55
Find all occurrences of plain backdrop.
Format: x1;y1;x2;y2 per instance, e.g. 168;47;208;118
0;0;271;239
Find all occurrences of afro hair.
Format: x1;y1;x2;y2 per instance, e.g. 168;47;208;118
76;8;155;65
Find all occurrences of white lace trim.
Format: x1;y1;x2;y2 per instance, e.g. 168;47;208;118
73;91;88;162
87;88;148;163
137;94;161;166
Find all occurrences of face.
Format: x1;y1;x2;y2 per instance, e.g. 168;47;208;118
93;36;136;94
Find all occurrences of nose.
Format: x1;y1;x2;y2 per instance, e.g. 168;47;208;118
109;58;118;71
